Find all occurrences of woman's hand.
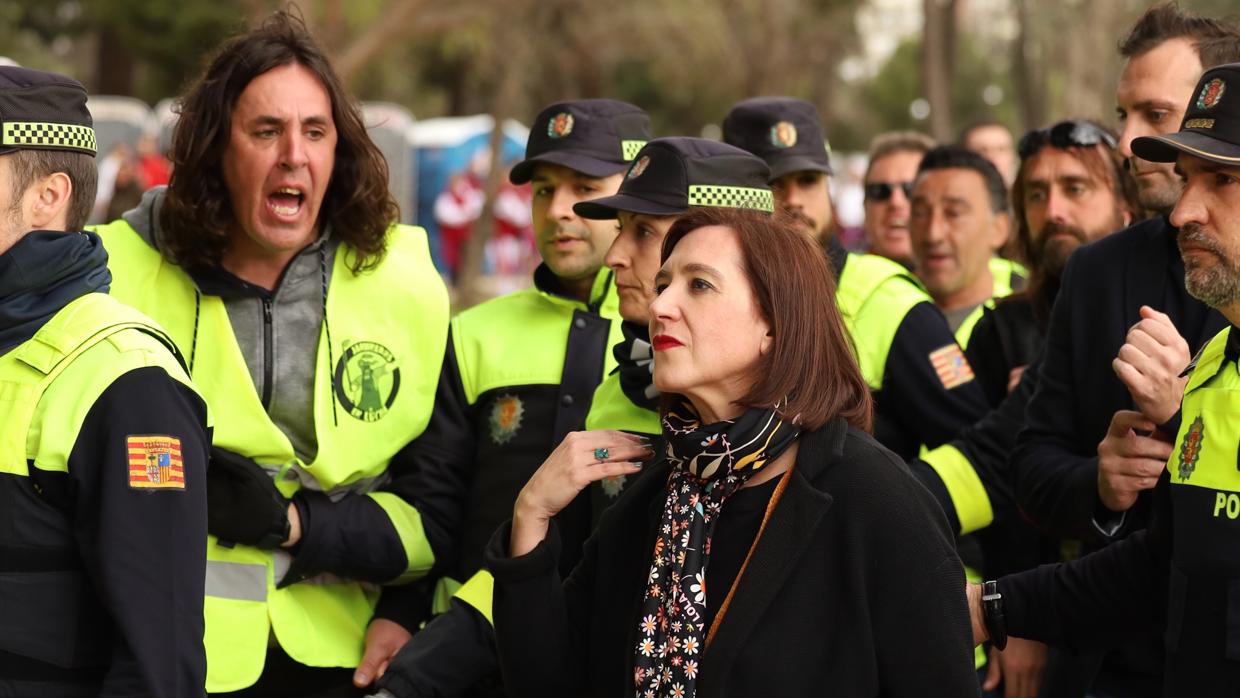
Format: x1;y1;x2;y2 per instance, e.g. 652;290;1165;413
510;431;651;557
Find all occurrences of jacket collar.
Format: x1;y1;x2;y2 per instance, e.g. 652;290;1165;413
825;235;848;281
531;262;615;314
189;230;333;300
1122;215;1174;329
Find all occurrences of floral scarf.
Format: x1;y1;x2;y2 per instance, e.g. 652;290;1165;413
615;321;659;410
632;401;800;697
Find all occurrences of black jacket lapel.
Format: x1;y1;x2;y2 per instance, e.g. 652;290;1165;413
698;421;845;696
1124;218;1171;328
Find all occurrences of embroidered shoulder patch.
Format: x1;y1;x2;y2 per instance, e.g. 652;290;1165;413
929;344;975;390
127;435;186;490
489;394;525;444
1177;416;1204;481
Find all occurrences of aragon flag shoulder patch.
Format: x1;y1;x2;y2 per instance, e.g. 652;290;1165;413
929;344;976;390
127;435;186;490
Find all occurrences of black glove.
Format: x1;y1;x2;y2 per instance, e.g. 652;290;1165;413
207;446;291;548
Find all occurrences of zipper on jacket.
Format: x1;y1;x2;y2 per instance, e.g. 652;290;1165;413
261;296;274;409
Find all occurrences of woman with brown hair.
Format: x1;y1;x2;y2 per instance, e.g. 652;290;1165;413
484;206;978;697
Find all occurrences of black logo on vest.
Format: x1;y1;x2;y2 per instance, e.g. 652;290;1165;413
333;340;401;422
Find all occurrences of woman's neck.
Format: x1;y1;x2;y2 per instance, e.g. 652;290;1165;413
742;440;798;489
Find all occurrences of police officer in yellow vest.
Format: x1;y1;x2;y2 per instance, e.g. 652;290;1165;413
92;13;449;696
354;100;649;693
908;146;1029;347
0;67;210;696
721;97;989;462
970;62;1240;696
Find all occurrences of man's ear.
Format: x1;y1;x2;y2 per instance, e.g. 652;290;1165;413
27;171;73;231
991;210;1011;252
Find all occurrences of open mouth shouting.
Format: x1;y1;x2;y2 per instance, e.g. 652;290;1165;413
268;186;306;220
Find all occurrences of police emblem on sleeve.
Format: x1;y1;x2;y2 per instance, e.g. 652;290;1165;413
770;121;798;148
333;340;401;422
127;435;185;490
489;394;524;444
1177;415;1204;481
1198;78;1226;110
548;113;574;139
928;344;975;390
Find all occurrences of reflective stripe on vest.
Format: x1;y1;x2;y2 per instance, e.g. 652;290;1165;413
955;257;1029;348
920;443;994;534
452;569;496;626
0;293;196;668
584;371;661;435
835;253;930;390
95;220;448;692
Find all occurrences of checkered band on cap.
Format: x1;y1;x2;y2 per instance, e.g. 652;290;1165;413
687;184;774;212
621;140;647;161
2;121;97;155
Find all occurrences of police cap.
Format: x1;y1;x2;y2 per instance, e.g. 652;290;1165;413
0;66;96;157
1133;63;1240;166
574;137;773;220
510;99;651;184
722;96;832;180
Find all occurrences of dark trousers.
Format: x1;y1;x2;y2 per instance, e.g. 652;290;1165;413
210;643;364;698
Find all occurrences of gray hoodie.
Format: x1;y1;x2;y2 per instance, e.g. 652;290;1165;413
122;187;336;462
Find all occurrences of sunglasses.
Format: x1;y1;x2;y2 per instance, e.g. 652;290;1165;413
1017;120;1118;160
864;181;914;201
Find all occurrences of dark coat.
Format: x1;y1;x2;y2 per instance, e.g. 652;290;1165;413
485;419;979;698
1012;216;1226;541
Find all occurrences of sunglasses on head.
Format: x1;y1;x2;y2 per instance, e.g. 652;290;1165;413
863;181;914;201
1017;120;1118;160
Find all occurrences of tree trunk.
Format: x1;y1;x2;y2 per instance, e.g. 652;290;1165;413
1010;0;1045;132
922;0;957;142
95;28;136;96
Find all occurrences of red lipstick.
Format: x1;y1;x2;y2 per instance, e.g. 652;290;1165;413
652;335;683;351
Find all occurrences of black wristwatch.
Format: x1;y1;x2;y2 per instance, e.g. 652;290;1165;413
982;580;1008;650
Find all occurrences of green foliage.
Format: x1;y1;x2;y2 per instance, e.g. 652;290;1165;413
861;35;1020;144
0;0;243;101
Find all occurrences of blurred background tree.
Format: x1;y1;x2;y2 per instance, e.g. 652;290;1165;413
2;0;1236;148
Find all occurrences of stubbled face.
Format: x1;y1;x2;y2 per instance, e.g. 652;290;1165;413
1170;154;1240;314
0;156;26;254
1116;37;1202;213
963;125;1016;186
606;211;676;323
530;163;623;283
649;225;770;414
221;63;337;258
1020;146;1129;276
910;167;1007;308
863;149;922;266
771;170;832;240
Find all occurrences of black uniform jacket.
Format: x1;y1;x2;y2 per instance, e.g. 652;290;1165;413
1012;217;1226;541
485;420;979;698
829;241;990;461
966;296;1044;409
999;459;1239;695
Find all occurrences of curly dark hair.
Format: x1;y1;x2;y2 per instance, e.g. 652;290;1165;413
161;10;397;274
